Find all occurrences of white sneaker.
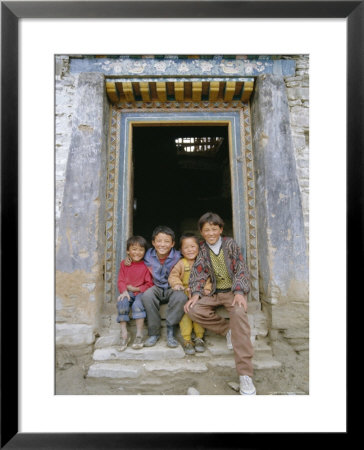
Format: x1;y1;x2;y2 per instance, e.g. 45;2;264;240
239;375;256;395
226;329;233;350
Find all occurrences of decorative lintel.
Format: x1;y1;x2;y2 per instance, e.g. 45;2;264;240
105;79;255;105
69;55;296;78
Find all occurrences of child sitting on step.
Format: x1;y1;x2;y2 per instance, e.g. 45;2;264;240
141;226;187;348
184;212;256;395
116;236;153;351
168;233;211;355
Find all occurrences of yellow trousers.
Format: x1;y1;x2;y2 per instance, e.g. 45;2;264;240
179;313;205;341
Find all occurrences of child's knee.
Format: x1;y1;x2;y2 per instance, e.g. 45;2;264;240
141;287;156;304
117;297;130;314
132;308;146;320
171;290;188;305
230;304;248;319
133;305;145;314
132;298;146;316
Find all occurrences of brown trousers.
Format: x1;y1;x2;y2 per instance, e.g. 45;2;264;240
187;291;254;376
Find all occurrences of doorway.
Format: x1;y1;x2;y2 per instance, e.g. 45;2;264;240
108;111;250;302
132;125;232;246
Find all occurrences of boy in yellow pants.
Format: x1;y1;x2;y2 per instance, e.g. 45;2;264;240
168;233;211;355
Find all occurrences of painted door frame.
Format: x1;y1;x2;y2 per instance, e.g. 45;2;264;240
105;109;260;306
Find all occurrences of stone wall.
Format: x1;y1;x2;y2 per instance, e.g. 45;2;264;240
283;55;309;350
55;56;78;242
250;68;309;351
56;72;109;346
284;55;309;244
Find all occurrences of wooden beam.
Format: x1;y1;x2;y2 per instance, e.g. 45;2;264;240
241;81;254;102
156;82;167;102
224;81;236;102
105;81;119;103
139;82;151;102
122;82;134;102
174;81;184;101
192;81;202;102
107;79;254;104
209;81;220;102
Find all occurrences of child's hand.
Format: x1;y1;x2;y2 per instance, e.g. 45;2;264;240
127;285;140;293
203;289;211;296
173;285;184;291
184;294;199;313
124;255;132;267
232;293;248;312
118;291;130;301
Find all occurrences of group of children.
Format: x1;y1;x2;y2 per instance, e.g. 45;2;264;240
116;212;256;395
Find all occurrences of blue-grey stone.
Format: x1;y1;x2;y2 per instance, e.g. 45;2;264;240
56;73;109;273
251;74;309;309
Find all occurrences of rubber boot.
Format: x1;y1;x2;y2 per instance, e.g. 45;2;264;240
166;325;178;348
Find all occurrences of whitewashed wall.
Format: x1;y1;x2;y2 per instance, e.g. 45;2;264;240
284;55;310;243
55;56;78;242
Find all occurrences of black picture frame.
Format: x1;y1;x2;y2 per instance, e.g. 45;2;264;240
1;1;358;448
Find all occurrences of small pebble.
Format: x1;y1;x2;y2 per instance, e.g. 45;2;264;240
187;387;200;395
228;381;240;392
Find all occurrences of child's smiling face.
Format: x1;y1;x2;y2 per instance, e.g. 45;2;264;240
152;233;174;259
181;238;199;261
127;243;145;262
200;222;223;245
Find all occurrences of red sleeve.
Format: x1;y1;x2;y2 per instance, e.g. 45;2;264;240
117;261;127;293
138;266;154;293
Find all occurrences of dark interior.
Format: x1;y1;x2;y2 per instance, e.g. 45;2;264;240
132;125;232;247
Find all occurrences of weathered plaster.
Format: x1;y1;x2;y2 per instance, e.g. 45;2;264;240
251;73;309;334
56;270;103;327
56;72;109;346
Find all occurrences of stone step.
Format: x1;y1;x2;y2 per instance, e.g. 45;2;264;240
88;363;142;379
91;304;275;381
94;332;120;349
93;332;270;358
96;326;266;345
252;338;274;359
253;357;282;370
252;310;269;337
87;353;281;379
93;339;186;361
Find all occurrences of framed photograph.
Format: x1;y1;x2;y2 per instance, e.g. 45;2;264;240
1;1;358;447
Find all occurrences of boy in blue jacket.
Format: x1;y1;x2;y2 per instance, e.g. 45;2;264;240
141;226;187;348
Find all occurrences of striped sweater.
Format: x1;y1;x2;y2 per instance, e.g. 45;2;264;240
189;237;250;296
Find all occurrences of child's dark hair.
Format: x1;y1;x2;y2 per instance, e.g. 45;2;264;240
198;212;224;231
126;235;148;251
179;233;199;249
151;225;175;242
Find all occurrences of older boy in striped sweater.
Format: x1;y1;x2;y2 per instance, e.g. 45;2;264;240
185;212;256;395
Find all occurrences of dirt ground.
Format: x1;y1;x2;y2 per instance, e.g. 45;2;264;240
56;335;309;395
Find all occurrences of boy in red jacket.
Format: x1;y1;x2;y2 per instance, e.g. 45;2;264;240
116;236;153;351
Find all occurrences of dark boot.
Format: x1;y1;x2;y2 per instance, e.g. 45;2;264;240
144;335;160;347
166;325;178;348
